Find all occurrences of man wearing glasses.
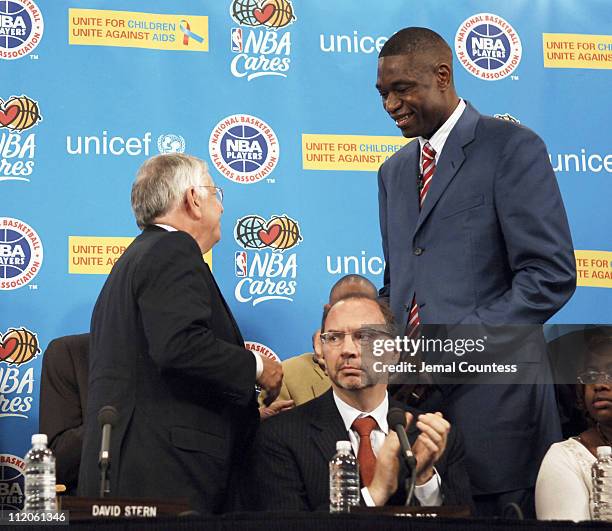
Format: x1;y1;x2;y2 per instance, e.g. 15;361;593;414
79;153;283;512
250;295;472;510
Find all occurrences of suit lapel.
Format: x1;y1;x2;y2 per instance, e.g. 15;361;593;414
310;390;350;464
414;103;479;235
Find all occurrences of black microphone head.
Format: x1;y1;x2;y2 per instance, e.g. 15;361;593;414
387;407;407;429
98;405;119;427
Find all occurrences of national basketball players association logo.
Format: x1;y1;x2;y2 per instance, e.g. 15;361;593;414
209;114;279;184
0;218;43;290
0;455;26;512
244;341;280;362
0;0;44;60
455;13;521;81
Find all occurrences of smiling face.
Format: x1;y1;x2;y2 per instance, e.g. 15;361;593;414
322;298;387;391
376;53;455;139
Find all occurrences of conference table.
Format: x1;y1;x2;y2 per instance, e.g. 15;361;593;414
20;512;612;530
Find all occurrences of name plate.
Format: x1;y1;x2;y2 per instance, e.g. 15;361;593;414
59;497;191;521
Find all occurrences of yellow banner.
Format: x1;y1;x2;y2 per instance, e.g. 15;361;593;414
575;250;612;288
69;9;208;52
302;134;411;172
69;236;212;274
543;34;612;69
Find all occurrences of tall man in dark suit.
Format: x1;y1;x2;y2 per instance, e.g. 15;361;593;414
376;28;576;516
78;154;282;512
251;296;472;511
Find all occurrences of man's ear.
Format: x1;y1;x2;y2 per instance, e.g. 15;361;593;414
185;187;201;219
436;63;452;91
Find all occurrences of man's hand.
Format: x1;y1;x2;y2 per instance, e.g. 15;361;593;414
412;412;449;485
257;355;283;405
367;430;401;506
259;399;294;420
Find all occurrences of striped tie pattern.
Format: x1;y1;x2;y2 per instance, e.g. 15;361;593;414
407;142;437;338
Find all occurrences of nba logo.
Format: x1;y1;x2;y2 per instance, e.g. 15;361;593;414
231;28;243;52
235;251;247;277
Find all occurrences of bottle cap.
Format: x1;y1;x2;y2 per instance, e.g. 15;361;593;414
336;440;351;452
31;434;47;445
597;446;612;458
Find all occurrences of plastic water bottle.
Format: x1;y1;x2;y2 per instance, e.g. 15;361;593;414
23;434;57;512
592;446;612;520
329;440;360;513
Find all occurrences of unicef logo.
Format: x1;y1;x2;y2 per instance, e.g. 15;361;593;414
0;218;43;290
0;0;44;60
209;114;279;184
157;134;185;154
455;13;521;81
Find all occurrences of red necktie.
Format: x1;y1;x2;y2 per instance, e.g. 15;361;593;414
352;416;378;487
407;142;437;338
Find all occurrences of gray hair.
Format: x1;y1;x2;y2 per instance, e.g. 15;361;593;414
131;153;209;229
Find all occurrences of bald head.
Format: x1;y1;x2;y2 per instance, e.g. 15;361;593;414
329;274;378;305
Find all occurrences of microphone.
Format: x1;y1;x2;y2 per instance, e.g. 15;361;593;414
97;405;118;498
387;407;416;470
387;407;417;506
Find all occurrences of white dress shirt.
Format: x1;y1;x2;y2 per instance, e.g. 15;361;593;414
418;98;467;170
332;391;442;506
153;223;263;377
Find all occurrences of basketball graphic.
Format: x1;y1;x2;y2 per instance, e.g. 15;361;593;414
267;215;301;250
234;214;301;252
230;0;261;26
230;0;295;29
0;95;42;131
209;114;279;184
0;218;44;291
455;13;521;81
0;0;44;61
261;0;295;29
0;327;40;365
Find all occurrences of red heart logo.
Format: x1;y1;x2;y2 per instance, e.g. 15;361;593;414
0;105;19;127
253;4;275;24
258;225;281;246
0;337;18;360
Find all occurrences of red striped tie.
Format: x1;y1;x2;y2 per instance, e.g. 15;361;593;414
407;142;437;338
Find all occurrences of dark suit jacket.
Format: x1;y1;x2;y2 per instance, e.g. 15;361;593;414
40;333;89;495
377;102;576;495
78;226;258;513
249;389;473;511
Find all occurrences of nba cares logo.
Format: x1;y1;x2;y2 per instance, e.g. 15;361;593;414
0;95;41;131
230;0;296;30
234;214;301;252
209;114;279;184
0;327;40;365
0;218;43;290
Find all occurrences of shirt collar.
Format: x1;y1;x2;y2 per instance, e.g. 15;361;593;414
418;98;466;159
153;223;177;232
333;390;389;435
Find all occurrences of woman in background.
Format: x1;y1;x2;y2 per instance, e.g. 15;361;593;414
536;328;612;521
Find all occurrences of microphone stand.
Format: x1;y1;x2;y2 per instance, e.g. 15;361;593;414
403;455;417;506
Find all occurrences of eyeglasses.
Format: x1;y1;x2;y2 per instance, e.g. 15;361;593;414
198;186;223;204
577;370;612;385
320;328;391;349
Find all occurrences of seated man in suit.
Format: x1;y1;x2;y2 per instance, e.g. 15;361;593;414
261;274;379;410
251;295;472;510
39;333;89;495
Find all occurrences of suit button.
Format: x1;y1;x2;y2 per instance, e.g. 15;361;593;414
414;247;424;256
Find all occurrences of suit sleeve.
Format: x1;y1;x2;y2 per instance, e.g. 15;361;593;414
39;338;83;491
250;419;311;511
136;232;256;406
437;426;475;510
378;166;391;300
461;128;576;324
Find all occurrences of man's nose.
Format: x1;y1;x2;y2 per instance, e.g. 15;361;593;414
384;92;401;114
340;334;359;357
